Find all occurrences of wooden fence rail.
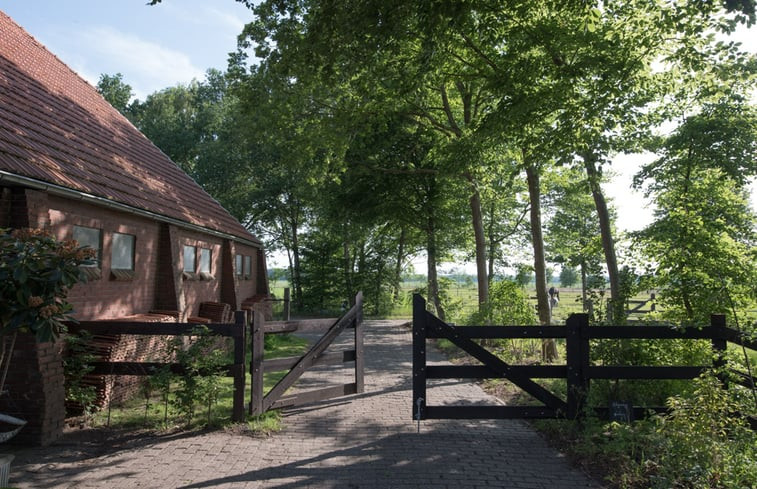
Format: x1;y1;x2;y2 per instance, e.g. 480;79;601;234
66;311;247;422
413;294;757;423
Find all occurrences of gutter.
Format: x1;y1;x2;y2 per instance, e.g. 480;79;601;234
0;170;262;249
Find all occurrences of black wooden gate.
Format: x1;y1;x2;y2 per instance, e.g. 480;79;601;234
412;294;757;422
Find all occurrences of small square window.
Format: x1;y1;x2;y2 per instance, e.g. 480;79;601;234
183;245;196;273
73;225;101;267
111;233;135;270
243;255;252;280
235;254;243;277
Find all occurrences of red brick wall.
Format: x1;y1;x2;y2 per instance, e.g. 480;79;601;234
1;334;66;446
2;189;268;445
47;196;160;319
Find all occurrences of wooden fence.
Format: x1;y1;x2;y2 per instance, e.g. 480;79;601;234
66;312;247;422
413;294;757;424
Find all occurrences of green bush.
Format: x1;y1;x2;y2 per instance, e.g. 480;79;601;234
539;372;757;489
648;373;756;488
467;280;536;326
0;227;94;341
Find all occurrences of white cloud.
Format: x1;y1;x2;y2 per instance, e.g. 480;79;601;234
73;26;205;99
205;6;248;35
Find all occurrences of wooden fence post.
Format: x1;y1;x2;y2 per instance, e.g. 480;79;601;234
354;292;365;394
710;314;728;388
250;310;265;416
232;310;247;422
566;313;589;419
412;294;427;421
283;288;291;321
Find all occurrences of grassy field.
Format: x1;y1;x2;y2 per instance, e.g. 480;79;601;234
271;279;660;324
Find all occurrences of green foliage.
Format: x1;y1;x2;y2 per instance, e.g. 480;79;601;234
559;266;578;288
590;337;712;406
168;326;227;427
635;103;757;326
538;373;756;489
63;331;97;417
466;280;539;359
96;73;133;115
247;410;282;435
0;228;94;342
468;280;536;326
514;264;534;287
649;373;757;488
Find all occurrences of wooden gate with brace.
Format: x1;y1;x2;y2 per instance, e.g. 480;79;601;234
412;294;569;420
411;294;757;424
249;292;364;415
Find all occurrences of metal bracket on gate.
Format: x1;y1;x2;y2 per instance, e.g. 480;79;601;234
415;397;424;433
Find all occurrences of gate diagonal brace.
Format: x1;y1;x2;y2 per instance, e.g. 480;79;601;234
261;306;358;413
427;315;566;412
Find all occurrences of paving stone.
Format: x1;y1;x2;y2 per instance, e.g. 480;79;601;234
7;320;603;488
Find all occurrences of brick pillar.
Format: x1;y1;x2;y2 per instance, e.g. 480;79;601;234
0;187;11;227
154;223;182;316
220;239;237;308
0;334;66;446
255;248;269;296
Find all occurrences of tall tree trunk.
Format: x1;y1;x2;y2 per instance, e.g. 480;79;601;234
343;235;353;306
289;217;303;310
580;260;588;312
582;152;622;322
393;227;406;302
487;201;496;286
426;216;445;321
525;162;557;361
468;184;489;309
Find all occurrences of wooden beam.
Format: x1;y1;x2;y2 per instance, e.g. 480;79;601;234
424;405;560;419
427;313;566;411
269;383;358;410
426;365;566;379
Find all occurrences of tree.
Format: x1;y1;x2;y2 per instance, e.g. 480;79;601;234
634;100;757;325
559;267;578;288
546;167;607;309
96;73;133;115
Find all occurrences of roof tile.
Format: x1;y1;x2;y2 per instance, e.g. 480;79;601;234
0;10;260;245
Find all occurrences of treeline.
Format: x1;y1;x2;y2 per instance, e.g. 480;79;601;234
99;1;757;329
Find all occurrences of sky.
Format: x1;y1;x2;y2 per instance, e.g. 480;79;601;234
1;1;754;272
0;0;253;100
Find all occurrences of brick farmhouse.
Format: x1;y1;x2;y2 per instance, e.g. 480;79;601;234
0;11;269;445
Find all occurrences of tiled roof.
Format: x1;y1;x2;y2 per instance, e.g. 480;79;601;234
0;11;260;246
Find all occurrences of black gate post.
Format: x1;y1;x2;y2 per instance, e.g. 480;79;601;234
566;313;589;419
710;314;728;388
413;294;427;421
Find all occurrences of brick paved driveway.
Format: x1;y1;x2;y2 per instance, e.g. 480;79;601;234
7;320;602;488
